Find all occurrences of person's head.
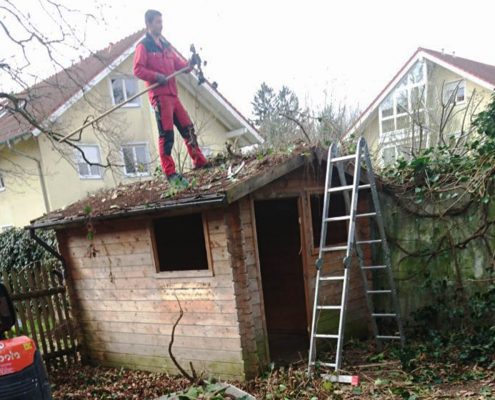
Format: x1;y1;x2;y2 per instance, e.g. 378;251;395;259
145;9;162;36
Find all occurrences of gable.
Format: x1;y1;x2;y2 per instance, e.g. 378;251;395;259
346;48;495;139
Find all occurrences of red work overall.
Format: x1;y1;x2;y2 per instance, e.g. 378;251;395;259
133;33;207;176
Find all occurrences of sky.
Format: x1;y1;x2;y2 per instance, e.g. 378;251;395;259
4;0;495;119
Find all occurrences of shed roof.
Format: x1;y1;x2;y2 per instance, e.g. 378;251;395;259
29;144;318;230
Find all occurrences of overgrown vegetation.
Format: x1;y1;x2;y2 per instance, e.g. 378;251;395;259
375;92;495;389
0;227;57;272
394;284;495;386
382;92;495;210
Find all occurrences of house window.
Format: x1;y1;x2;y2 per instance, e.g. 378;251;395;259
153;213;209;272
443;80;465;104
122;144;150;176
110;77;140;106
0;174;4;191
310;193;348;249
74;145;102;179
382;146;397;166
379;61;427;137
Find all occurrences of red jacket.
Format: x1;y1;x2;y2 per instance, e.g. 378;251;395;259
133;33;189;103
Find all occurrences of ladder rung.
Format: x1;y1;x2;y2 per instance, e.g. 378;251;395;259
367;290;392;294
376;335;401;340
328;184;371;193
319;276;345;281
362;265;387;270
317;305;342;310
372;313;397;317
317;362;337;368
356;239;382;245
314;334;339;339
356;212;377;218
331;154;358;162
309;362;337;368
324;215;350;222
321;245;348;252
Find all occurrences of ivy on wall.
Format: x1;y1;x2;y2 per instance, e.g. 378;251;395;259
0;227;57;272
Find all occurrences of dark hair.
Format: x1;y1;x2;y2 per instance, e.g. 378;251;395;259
145;9;162;26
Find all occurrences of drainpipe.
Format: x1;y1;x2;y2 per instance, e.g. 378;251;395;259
7;140;50;213
29;227;66;281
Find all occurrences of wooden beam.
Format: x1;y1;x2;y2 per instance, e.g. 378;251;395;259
225;153;312;204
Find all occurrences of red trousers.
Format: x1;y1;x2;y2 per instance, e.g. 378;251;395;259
153;95;207;176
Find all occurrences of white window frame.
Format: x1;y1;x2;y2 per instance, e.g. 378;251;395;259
443;79;466;105
109;76;141;107
121;142;151;177
379;60;428;140
0;174;5;192
74;144;103;180
380;145;398;167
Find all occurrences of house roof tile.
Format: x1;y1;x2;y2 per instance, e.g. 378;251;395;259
0;30;146;144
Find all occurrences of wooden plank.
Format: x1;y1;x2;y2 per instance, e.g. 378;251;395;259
18;270;46;355
87;341;244;362
42;345;80;361
70;253;154;269
2;270;21;337
58;270;78;365
203;213;214;274
31;267;57;363
246;197;269;365
72;286;236;301
48;264;73;365
82;320;241;338
82;330;242;351
77;299;238;314
37;265;57;360
89;350;244;378
11;270;32;341
10;286;65;301
78;310;239;326
66;240;152;258
40;265;65;367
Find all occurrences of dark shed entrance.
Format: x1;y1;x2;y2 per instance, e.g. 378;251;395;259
254;198;309;362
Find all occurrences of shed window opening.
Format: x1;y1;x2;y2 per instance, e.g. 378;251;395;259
153;213;209;272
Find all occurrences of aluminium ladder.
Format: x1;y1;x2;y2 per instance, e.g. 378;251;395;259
307;137;405;379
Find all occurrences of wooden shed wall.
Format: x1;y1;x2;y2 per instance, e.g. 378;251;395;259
251;165;371;337
57;210;250;380
56;162;373;380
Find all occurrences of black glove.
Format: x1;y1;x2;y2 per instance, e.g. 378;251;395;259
189;53;201;68
156;73;168;85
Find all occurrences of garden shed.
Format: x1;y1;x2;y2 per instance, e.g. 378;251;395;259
28;144;373;380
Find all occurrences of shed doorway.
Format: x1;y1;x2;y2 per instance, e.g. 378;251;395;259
254;198;309;362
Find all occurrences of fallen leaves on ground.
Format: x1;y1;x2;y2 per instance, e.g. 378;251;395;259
50;365;190;399
49;361;494;400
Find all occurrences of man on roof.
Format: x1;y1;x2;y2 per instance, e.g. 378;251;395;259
133;9;209;187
